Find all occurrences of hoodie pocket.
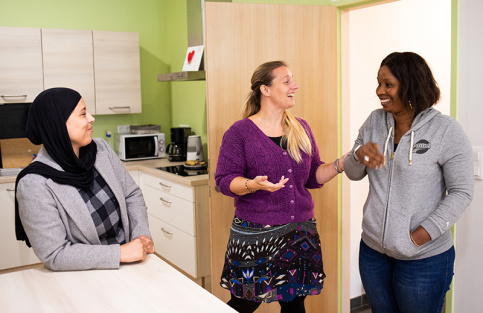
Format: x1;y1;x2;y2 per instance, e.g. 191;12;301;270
383;210;419;258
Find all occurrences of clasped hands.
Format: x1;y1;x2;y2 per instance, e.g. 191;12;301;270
120;235;155;263
355;143;386;169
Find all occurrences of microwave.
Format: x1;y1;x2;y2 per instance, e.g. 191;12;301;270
115;133;166;161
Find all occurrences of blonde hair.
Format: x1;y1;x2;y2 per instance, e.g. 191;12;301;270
243;61;312;163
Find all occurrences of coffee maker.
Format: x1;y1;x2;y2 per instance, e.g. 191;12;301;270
166;127;191;161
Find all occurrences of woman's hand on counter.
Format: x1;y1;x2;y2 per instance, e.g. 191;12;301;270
120;235;155;263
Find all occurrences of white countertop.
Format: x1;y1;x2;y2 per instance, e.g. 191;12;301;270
0;254;235;313
0;158;209;186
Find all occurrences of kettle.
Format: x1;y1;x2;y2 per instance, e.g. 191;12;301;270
186;135;204;162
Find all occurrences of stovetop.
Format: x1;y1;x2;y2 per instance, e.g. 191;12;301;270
156;165;208;176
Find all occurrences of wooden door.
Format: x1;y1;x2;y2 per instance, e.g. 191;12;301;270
205;3;339;312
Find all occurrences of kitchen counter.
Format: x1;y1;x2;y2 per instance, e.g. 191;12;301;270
0;254;235;313
122;158;209;187
0;158;209;186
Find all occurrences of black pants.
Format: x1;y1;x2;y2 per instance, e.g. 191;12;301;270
227;293;307;313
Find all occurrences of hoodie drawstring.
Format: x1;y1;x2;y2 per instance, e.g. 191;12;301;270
383;126;393;158
409;130;414;165
383;126;414;165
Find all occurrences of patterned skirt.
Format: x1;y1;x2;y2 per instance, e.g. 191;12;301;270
220;216;326;303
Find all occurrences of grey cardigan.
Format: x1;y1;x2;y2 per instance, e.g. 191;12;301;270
344;108;473;260
17;138;151;271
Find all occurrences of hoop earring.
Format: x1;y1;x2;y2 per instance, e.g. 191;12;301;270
409;101;413;109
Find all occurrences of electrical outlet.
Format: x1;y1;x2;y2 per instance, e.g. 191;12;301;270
117;125;131;133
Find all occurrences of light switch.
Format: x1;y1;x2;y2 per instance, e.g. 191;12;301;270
474;146;483;180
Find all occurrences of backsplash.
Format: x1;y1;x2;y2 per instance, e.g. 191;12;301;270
0;138;41;168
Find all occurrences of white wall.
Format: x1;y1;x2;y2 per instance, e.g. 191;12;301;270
454;1;483;312
347;0;451;299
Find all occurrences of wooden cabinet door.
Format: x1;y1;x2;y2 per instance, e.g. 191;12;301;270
42;29;96;114
0;27;43;104
0;183;40;270
93;31;142;115
205;3;338;312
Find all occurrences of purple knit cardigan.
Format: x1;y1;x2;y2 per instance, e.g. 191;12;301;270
214;118;324;225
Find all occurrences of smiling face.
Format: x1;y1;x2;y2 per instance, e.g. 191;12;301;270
376;65;405;115
66;98;95;157
264;66;299;109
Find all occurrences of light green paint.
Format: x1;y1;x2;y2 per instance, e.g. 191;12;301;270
164;0;208;156
336;9;344;313
445;2;459;312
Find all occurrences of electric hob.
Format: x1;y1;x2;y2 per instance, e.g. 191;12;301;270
156;165;208;176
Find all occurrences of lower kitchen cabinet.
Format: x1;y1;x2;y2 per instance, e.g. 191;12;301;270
140;172;210;280
0;182;40;270
128;170;140;186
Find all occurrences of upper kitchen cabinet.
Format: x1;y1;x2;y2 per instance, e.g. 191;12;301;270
0;27;43;104
93;31;142;115
41;29;96;114
0;27;142;115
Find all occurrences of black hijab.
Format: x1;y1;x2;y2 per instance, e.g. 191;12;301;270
15;87;97;247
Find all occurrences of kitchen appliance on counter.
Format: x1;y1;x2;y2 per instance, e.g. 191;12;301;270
115;133;165;161
156;165;208;176
186;135;204;162
166;127;191;161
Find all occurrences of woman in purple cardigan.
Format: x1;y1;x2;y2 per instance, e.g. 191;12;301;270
215;61;348;313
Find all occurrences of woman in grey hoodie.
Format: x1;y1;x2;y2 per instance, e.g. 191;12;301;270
344;52;473;313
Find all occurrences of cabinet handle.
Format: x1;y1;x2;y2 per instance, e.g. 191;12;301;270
159;197;172;204
158;182;171;189
161;228;173;235
1;94;28;98
108;106;131;110
6;189;15;192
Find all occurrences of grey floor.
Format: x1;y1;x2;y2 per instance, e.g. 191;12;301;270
350;304;371;313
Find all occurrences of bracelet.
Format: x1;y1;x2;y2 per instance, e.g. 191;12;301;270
410;231;422;247
334;159;343;174
245;179;256;193
337;158;343;173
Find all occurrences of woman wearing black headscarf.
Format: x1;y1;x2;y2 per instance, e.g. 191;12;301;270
15;88;154;271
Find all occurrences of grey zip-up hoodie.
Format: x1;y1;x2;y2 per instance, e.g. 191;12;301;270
345;108;474;260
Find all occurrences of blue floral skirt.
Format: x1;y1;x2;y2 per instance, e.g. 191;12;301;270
220;216;326;303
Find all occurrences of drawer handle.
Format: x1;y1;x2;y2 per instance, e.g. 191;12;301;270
161;228;173;235
158;182;171;189
159;197;172;204
6;189;15;192
108;106;131;110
